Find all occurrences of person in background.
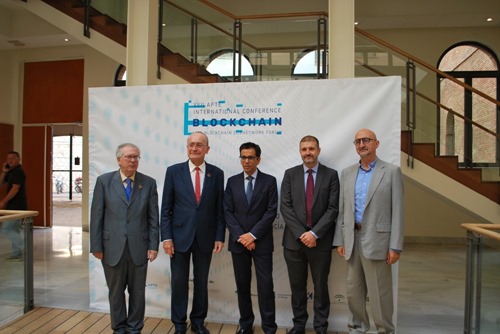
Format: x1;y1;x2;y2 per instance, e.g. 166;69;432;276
333;128;404;334
280;135;340;334
224;142;278;334
161;132;225;334
0;151;28;262
90;143;159;334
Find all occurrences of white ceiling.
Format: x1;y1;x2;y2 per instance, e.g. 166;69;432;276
0;0;498;50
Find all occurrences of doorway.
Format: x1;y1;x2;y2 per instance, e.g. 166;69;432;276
52;127;82;228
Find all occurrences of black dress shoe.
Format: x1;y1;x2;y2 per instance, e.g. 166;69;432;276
236;329;254;334
288;329;305;334
174;331;186;334
315;330;327;334
191;324;210;334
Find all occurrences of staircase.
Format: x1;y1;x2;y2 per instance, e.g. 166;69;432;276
401;131;499;204
40;0;225;84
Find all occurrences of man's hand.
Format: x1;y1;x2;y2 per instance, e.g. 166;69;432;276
238;233;255;248
1;162;9;173
92;252;104;260
336;246;345;257
386;250;400;264
299;231;317;248
163;240;174;257
213;241;224;253
244;242;256;251
148;250;158;262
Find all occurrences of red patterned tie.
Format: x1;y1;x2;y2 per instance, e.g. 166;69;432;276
306;169;314;228
195;167;201;204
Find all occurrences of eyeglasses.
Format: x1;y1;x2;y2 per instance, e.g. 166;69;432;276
240;156;258;161
353;138;375;145
187;142;206;149
123;155;141;161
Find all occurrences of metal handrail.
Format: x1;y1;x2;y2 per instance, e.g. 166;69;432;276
462;223;500;333
356;28;500;108
461;223;500;241
0;210;39;222
0;210;38;313
356;60;499;140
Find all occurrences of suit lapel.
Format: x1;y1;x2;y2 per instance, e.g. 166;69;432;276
112;171;128;204
365;161;385;206
181;162;197;205
312;164;323;204
295;165;306;203
201;163;216;205
128;172;141;205
346;166;358;212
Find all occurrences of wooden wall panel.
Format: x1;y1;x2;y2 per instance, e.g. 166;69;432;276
22;126;52;227
23;59;84;124
0;123;14;199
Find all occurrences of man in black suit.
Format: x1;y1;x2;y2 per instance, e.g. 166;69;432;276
224;142;278;334
280;135;339;334
161;132;225;334
90;143;159;334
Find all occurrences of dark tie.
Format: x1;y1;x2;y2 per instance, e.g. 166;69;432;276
306;169;314;228
195;167;201;204
125;178;132;201
246;176;254;204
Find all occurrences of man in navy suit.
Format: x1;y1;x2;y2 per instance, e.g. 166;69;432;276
281;135;339;334
90;143;159;334
161;132;225;334
224;142;278;334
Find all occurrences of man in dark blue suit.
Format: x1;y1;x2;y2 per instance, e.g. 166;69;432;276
90;143;159;334
224;142;278;334
161;132;225;334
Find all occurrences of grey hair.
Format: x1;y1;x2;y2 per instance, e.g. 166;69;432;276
116;143;141;158
188;131;209;146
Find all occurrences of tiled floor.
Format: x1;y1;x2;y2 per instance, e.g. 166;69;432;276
0;198;479;333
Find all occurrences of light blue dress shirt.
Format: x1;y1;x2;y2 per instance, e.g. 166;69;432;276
354;159;377;223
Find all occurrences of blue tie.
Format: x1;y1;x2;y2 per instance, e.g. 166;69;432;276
246;176;254;204
125;178;132;201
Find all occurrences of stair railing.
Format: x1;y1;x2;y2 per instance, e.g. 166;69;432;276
162;0;328;82
355;28;499;174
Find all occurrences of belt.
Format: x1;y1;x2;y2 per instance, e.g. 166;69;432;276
354;223;362;231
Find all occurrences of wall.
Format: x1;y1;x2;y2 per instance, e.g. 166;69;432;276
0;44;118;230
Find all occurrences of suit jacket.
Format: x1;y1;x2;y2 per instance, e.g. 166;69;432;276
224;170;278;254
160;160;225;253
90;170;159;267
281;163;339;251
333;158;404;260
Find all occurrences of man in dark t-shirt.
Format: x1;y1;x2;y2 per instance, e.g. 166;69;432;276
0;151;28;261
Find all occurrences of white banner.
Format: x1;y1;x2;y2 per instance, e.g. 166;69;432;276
89;77;401;331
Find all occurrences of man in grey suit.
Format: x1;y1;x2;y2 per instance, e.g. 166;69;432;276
90;143;159;334
281;135;339;334
333;128;404;334
161;132;225;334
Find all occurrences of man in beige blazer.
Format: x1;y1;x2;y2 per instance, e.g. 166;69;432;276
333;128;404;334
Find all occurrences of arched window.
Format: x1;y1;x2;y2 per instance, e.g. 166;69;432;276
437;42;499;167
292;49;327;79
206;50;254;81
